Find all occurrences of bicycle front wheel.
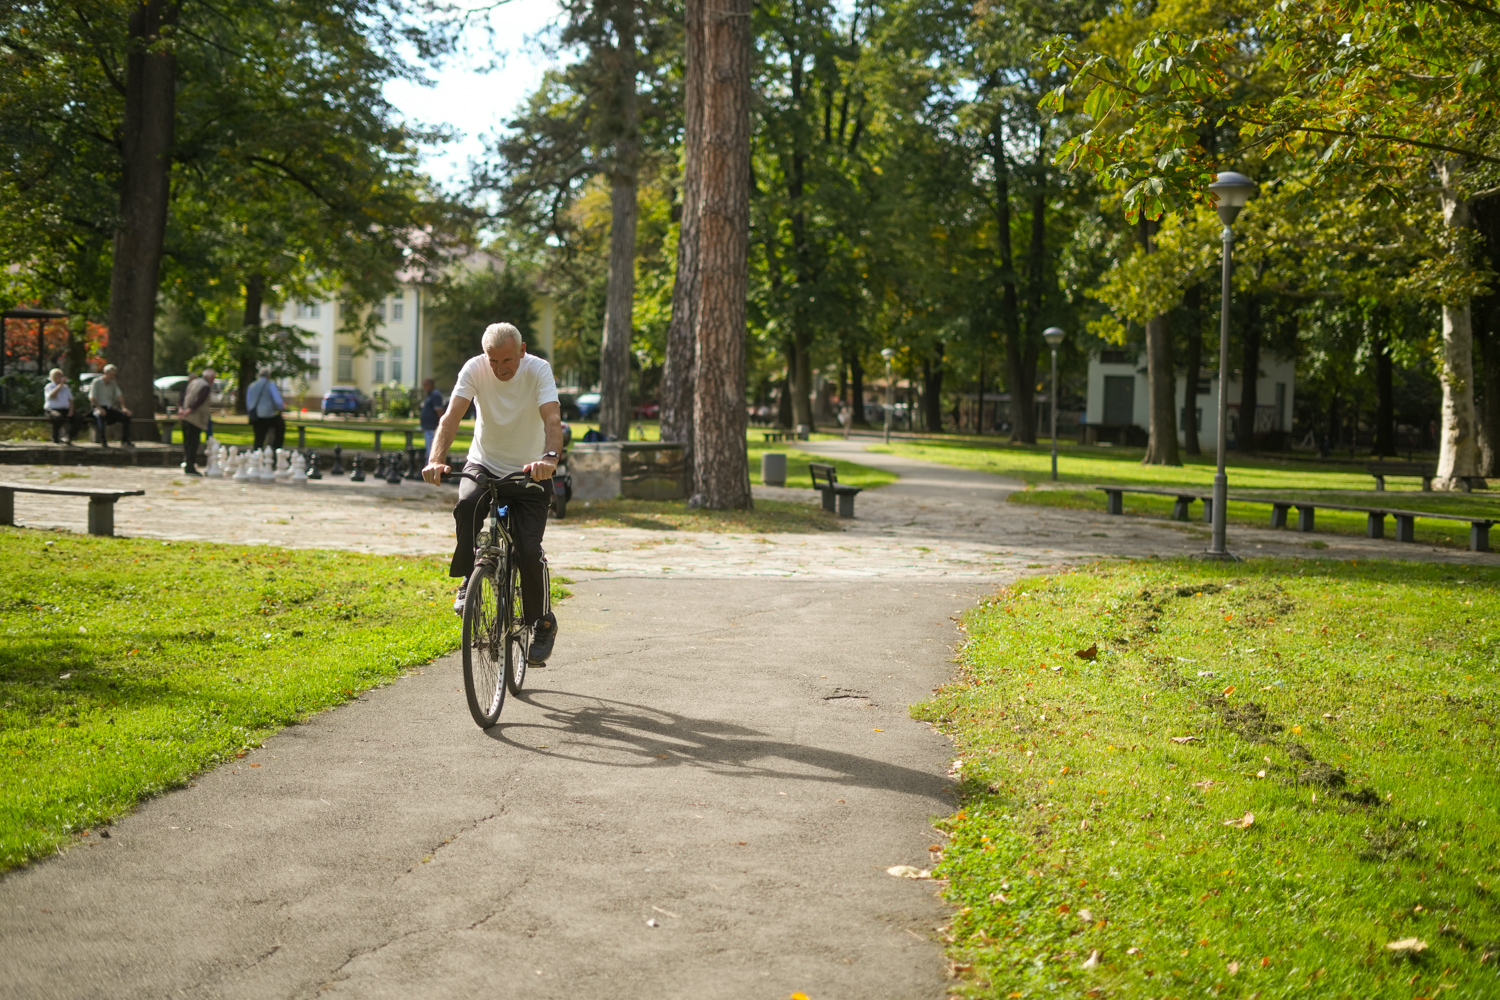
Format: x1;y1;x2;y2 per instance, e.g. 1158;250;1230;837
461;564;505;727
504;558;529;695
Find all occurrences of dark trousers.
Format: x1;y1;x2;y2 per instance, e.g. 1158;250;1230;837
48;409;74;444
451;462;551;625
250;414;286;450
95;406;131;444
181;421;203;472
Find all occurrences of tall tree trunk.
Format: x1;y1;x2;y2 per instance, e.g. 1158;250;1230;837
849;351;867;427
991;120;1031;443
659;0;703;475
1373;319;1396;458
689;0;751;509
1435;159;1483;488
1180;284;1203;456
1236;291;1261;452
791;335;813;429
236;274;265;415
1472;193;1500;476
108;0;178;426
597;4;640;442
922;343;944;432
976;349;986;435
1139;220;1181;465
776;361;793;427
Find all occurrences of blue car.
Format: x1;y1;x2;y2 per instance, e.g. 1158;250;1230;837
575;392;601;419
321;385;372;417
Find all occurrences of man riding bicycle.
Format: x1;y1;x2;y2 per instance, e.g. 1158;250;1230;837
422;322;563;664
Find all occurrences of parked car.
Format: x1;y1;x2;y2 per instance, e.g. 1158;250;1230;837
322;385;373;417
633;400;659;420
154;375;190;412
575;392;601;419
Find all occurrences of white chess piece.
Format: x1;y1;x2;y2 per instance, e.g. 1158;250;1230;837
203;441;220;478
290;452;308;484
258;448;276;483
232;448;250;482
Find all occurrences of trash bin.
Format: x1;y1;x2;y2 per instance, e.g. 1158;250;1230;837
762;452;787;487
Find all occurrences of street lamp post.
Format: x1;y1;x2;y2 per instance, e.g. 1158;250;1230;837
880;348;896;445
1204;171;1260;560
1042;327;1066;481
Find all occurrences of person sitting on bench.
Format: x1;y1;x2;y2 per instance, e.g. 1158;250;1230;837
44;369;77;445
87;364;133;448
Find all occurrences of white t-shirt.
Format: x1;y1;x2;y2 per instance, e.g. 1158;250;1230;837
450;353;559;475
45;382;73;410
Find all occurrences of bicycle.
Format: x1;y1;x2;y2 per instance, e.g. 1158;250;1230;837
457;469;549;728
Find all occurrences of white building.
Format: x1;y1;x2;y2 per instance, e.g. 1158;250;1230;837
1084;349;1295;448
273;259;556;407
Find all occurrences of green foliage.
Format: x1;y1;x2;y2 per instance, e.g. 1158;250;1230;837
920;558;1500;999
425;263;538;387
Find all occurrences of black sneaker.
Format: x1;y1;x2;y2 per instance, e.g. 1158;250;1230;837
452;583;467;616
528;613;558;664
183;468;201;476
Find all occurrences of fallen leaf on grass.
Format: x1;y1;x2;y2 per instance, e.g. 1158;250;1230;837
1170;736;1200;744
1077;909;1094;922
1222;812;1255;829
1386;938;1428;954
1192;780;1216;791
887;866;932;879
1082;950;1101;969
1227;961;1240;975
1075;644;1098;661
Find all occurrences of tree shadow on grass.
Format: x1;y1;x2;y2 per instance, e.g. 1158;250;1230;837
487;687;951;802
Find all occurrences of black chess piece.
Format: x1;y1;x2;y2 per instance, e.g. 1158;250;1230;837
306;451;323;480
385;455;403;484
404;447;421;480
350;453;366;482
330;444;345;476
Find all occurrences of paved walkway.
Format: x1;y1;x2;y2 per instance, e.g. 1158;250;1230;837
2;443;1494;1000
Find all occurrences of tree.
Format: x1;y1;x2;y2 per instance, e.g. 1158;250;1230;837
689;0;753;508
426;264;538;388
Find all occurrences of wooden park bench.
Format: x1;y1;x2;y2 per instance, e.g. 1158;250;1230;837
0;482;145;537
809;462;862;518
761;430;789;443
1097;485;1495;552
1365;461;1436;491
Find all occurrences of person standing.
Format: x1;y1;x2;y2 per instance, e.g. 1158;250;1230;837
178;368;215;476
87;364;133;447
245;367;286;450
44;369;76;445
418;376;445;455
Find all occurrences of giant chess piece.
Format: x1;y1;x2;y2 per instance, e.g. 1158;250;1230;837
204;442;221;478
350;453;366;482
290;451;308;484
385;452;404;485
232;448;251;482
258;448;276;484
330;444;345;476
274;448;293;481
306;451;323;480
405;447;423;481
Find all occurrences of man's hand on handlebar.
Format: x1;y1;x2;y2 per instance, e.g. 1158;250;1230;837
422;459;450;485
524;457;557;482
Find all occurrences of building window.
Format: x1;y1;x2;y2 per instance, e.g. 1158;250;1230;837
295;302;321;319
374;353;386;383
1100;350;1132;365
391;346;403;384
337;346;353;382
297;346;321;379
374;301;386;322
392;288;404;321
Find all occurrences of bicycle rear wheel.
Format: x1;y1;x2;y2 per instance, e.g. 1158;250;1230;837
504;557;529;695
461;564;505;727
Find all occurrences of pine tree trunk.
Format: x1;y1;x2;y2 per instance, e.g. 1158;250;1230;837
849;351;868;427
1435;160;1483;488
236;274;265;415
991;120;1032;443
1181;284;1203;456
109;0;178;428
1139;220;1180;465
689;0;751;509
791;334;813;430
1236;292;1261;452
1471;193;1500;476
597;3;640;442
659;0;703;473
1374;323;1396;457
922;344;945;432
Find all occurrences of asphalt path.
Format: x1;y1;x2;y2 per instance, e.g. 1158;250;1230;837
1;575;975;1000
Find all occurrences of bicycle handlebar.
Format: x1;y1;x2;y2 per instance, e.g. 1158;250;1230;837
455;469;538;487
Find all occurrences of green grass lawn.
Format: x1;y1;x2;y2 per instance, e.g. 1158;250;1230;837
916;558;1500;999
1009;488;1500;550
0;527;569;872
873;437;1402;491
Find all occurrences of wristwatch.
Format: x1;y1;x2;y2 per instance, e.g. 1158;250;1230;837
542;451;559;460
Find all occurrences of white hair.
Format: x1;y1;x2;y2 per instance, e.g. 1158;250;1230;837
481;322;523;352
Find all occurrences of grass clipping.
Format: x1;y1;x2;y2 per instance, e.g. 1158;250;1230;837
915;558;1500;999
0;527;570;872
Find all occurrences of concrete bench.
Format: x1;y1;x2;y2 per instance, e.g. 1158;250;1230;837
809;462;862;518
1097;486;1495;552
0;482;145;536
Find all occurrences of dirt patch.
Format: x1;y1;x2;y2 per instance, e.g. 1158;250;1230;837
1205;695;1283;741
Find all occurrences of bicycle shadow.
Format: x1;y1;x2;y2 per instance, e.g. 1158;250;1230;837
485;688;951;802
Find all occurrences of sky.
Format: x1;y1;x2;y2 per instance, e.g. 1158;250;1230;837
383;0;565;193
